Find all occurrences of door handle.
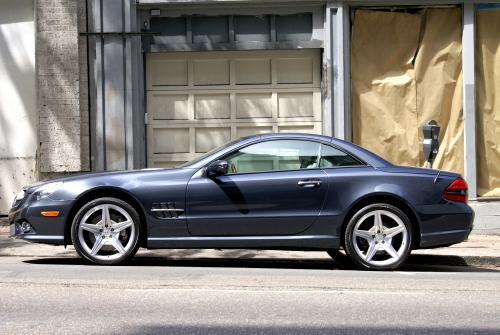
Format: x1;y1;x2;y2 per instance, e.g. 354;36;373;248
298;180;322;188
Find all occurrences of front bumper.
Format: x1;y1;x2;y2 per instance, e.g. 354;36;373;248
9;198;75;245
10;221;65;244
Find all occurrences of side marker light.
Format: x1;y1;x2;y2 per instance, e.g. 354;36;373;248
41;211;60;217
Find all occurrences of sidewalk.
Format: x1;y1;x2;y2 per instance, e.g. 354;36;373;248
1;219;499;268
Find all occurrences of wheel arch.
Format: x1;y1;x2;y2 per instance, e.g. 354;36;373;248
339;193;421;249
64;187;148;247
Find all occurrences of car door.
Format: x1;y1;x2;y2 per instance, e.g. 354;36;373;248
185;139;329;236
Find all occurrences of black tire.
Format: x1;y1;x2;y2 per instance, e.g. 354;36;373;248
344;203;413;270
71;197;141;265
326;249;353;264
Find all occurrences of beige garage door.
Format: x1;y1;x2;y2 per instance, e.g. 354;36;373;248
146;49;322;168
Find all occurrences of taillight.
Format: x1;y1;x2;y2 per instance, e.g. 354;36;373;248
443;177;468;203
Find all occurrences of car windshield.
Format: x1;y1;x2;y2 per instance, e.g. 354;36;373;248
178;138;244;168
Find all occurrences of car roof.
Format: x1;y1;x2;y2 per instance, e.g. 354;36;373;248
260;132;333;142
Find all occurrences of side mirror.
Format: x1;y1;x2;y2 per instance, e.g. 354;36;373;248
206;160;228;178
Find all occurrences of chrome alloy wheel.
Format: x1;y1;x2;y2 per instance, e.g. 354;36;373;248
77;204;136;261
351;209;408;267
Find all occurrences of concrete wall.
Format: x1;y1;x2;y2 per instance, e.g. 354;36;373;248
0;0;37;214
469;202;500;235
37;0;90;180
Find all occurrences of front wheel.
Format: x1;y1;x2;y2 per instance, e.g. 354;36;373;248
344;203;413;270
71;197;141;265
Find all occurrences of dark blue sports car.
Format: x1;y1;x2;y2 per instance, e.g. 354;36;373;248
8;133;473;270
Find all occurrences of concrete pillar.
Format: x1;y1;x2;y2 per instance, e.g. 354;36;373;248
36;0;90;180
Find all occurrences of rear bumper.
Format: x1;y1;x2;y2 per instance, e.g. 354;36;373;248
420;228;472;248
417;202;474;248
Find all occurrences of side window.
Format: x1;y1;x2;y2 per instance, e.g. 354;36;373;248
320;145;363;167
224;140;320;174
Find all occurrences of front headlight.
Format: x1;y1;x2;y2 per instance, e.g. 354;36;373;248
31;182;64;201
12;190;26;207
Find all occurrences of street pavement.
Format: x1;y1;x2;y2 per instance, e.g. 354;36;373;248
1;255;499;334
1;217;500;334
1;219;499;268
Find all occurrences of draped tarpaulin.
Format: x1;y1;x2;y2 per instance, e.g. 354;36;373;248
476;8;500;197
351;8;464;175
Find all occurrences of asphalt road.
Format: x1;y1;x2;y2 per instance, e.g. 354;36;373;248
1;257;499;334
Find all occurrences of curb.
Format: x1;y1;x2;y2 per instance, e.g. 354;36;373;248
128;255;500;268
1;252;498;269
407;254;500;268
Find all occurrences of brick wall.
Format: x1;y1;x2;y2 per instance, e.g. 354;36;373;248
36;0;90;180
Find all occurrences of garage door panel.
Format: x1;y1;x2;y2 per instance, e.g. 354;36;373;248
195;127;231;153
276;58;314;84
153;128;190;154
278;92;314;118
193;60;230;85
151;60;188;86
235;59;272;84
195;94;231;119
236;93;273;118
146;50;321;167
151;94;189;120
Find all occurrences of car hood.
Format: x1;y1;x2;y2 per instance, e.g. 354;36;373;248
23;168;190;194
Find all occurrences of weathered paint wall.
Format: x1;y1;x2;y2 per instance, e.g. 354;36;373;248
37;0;90;180
0;0;37;214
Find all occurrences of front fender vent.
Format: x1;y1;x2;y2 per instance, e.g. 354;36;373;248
151;202;184;219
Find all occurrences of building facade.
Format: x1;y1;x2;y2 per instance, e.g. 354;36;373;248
0;0;498;233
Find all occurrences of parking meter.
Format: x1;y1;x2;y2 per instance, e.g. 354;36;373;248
422;120;440;168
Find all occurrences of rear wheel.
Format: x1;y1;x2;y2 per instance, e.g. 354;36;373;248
71;197;141;265
344;203;413;270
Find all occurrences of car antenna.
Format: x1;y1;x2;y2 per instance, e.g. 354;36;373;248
434;170;441;184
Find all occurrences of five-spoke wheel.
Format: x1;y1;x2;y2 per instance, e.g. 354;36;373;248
71;198;141;265
344;203;413;270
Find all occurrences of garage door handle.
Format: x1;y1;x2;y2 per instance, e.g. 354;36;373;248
298;180;322;188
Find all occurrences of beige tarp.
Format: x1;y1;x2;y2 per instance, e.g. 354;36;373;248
476;9;500;197
351;9;464;175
